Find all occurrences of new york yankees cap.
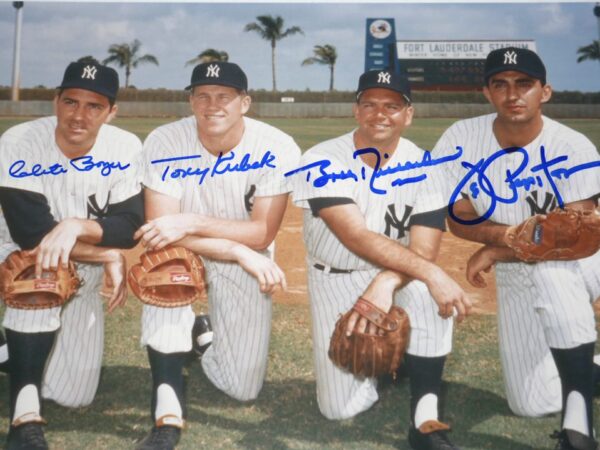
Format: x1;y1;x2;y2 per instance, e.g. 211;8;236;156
185;62;248;91
58;61;119;101
356;69;412;104
484;47;546;85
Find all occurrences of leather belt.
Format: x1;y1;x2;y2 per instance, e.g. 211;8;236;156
313;263;353;274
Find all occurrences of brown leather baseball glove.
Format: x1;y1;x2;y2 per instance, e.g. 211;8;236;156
128;246;206;307
328;297;410;378
504;207;600;262
0;250;80;309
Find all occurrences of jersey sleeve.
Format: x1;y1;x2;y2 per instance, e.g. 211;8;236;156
290;147;356;209
104;133;144;204
432;124;468;204
141;128;183;200
0;133;45;195
254;137;301;198
551;133;600;205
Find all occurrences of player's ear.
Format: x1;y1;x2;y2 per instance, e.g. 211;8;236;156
53;94;60;115
404;104;414;127
105;104;118;123
240;94;251;115
540;83;552;104
352;102;360;121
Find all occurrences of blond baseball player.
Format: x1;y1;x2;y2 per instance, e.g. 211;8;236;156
435;47;600;450
288;69;471;450
0;61;143;449
134;61;300;449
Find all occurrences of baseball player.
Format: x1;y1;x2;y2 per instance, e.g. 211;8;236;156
288;69;471;450
434;47;600;449
134;61;300;449
0;61;143;449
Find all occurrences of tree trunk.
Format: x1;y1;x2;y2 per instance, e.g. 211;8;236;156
329;64;334;92
125;65;131;88
271;41;276;92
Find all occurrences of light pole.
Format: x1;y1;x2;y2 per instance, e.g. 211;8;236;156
11;1;24;101
595;3;600;42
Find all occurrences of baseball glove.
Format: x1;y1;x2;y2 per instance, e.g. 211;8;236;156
0;250;80;309
328;297;410;378
128;246;206;307
504;207;600;262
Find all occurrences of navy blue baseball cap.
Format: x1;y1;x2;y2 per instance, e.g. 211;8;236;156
484;47;546;85
58;61;119;101
356;69;412;104
186;62;248;91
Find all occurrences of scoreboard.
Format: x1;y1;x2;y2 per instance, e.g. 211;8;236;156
396;40;537;89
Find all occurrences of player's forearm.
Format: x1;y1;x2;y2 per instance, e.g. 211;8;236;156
447;216;508;247
185;214;274;250
176;236;247;262
479;245;519;263
69;241;122;264
344;228;445;286
63;218;104;245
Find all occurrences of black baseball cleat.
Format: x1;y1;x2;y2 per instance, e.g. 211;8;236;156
0;329;9;374
408;420;460;450
191;315;213;359
551;429;599;450
6;422;49;450
136;425;181;450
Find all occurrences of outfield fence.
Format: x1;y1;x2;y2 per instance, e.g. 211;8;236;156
1;100;599;119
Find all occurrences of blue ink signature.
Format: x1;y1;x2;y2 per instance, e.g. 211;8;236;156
284;146;463;195
9;156;130;179
448;145;600;225
151;151;277;185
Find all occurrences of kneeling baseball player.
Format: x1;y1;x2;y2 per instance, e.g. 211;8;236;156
436;47;600;449
0;60;143;449
288;69;471;450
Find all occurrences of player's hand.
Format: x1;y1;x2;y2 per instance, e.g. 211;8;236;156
231;244;286;295
345;270;402;336
466;245;496;288
425;267;472;323
31;218;83;277
100;250;128;313
134;214;194;251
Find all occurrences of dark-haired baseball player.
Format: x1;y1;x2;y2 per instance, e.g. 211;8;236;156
0;60;143;449
134;61;300;449
289;69;471;450
435;47;600;449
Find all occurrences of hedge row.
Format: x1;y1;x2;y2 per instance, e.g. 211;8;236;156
1;87;598;104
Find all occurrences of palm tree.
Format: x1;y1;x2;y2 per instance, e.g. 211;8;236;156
185;49;229;67
244;15;303;91
103;39;159;88
576;40;600;63
302;44;338;92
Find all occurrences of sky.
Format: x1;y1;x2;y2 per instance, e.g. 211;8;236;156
0;1;599;93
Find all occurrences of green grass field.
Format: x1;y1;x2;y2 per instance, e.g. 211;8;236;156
0;115;599;449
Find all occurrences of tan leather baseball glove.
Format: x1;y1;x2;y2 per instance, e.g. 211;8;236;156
328;297;410;378
0;250;80;309
504;207;600;262
128;246;206;307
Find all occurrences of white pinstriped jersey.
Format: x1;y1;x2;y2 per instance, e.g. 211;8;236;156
0;116;142;224
292;131;448;270
434;114;600;223
142;116;301;234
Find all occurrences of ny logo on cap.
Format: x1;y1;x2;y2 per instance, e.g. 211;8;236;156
377;71;391;84
81;65;97;80
206;64;220;78
503;50;517;65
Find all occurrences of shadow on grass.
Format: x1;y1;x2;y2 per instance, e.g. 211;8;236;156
0;365;543;449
